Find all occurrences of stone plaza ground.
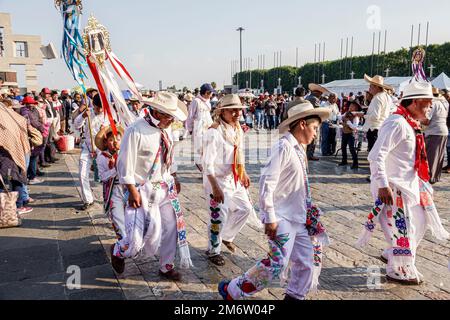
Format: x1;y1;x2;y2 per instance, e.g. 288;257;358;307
0;130;449;300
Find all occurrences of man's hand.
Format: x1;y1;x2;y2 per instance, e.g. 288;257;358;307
212;185;225;204
82;107;90;119
172;175;181;194
378;187;394;206
241;173;251;189
265;222;278;241
127;186;142;209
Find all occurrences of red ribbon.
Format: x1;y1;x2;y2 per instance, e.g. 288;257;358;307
394;105;430;182
86;54;118;137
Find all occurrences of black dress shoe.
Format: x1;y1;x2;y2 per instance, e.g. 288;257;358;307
159;269;182;281
36;171;45;177
110;244;125;274
338;162;348;167
40;163;51;168
284;294;301;301
77;202;94;211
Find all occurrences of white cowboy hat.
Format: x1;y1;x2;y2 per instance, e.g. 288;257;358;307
216;94;248;109
141;91;188;121
279;101;331;134
308;83;330;95
364;74;394;91
401;81;434;101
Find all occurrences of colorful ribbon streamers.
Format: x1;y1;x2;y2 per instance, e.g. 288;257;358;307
55;0;88;88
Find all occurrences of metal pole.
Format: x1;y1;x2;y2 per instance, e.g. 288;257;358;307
296;47;299;68
237;27;245;73
410;24;414;76
418;23;421;46
314;44;317;83
382;30;387;75
345;37;349;79
371;32;375;76
376;31;381;74
350;37;353;76
340;38;343;79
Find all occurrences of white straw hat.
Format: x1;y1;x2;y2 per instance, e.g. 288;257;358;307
216;94;248;109
401;81;434;101
141;91;188;121
278;101;331;134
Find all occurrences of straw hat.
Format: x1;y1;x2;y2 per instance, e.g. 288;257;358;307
401;81;433;101
364;74;394;91
432;87;441;96
141;91;188;121
278;101;331;134
216;94;248;110
184;93;195;102
95;125;125;151
308;83;330;95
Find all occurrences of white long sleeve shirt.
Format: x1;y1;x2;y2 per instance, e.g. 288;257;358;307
117;117;177;186
202;124;245;178
368;114;420;204
74;110;109;152
363;91;392;131
97;152;118;183
185;96;212;133
322;102;340;122
259;133;308;224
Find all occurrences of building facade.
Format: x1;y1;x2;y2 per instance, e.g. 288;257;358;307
0;12;45;92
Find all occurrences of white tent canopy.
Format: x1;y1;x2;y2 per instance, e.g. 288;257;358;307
322;76;412;96
431;73;450;90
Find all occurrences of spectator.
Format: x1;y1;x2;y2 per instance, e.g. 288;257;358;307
20;96;46;185
338;101;361;169
422;88;449;184
0;100;34;214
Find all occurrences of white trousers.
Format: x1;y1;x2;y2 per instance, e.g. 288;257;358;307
79;144;94;204
379;200;427;280
108;185;126;241
204;176;252;256
117;183;178;273
227;218;314;300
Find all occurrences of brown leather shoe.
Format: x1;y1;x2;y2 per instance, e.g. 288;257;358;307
222;240;236;253
308;156;320;161
208;254;226;266
110;244;125;274
386;275;423;285
159;269;182;282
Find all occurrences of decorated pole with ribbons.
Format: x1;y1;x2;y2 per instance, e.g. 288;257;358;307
82;15;143;133
55;0;95;153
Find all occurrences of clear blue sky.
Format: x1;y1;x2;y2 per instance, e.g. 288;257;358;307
1;0;449;90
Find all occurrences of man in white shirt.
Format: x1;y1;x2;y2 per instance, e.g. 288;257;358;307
115;92;192;280
202;94;253;266
185;83;214;171
358;81;449;285
320;93;340;156
362;75;393;152
74;94;109;210
218;101;331;301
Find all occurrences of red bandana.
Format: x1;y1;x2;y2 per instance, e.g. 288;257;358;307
394;106;430;182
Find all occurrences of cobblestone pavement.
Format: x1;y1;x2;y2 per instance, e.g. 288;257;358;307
1;130;449;300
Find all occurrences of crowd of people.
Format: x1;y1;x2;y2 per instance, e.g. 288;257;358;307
1;74;449;300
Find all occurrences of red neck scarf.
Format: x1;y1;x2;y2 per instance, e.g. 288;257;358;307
394;106;430;182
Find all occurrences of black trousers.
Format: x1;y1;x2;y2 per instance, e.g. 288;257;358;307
367;129;379;152
341;133;358;165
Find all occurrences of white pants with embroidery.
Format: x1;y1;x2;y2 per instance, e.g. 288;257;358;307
379;198;427;281
115;182;178;273
204;175;252;256
227;218;314;300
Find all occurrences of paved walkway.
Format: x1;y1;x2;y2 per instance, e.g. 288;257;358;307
1;131;449;300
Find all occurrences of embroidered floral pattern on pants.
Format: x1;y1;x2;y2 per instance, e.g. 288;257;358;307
209;194;222;249
234;233;290;297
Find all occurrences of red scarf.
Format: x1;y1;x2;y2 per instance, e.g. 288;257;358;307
394;106;430;182
102;151;118;170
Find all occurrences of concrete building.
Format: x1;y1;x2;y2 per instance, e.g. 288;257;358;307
0;12;55;93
